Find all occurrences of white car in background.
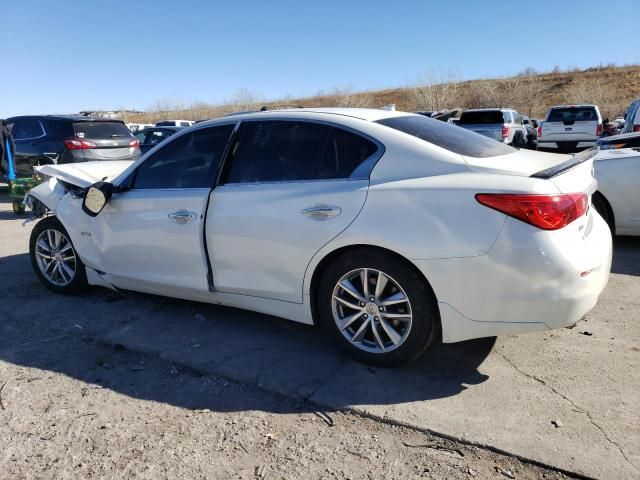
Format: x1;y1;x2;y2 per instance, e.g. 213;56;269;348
592;133;640;236
26;108;611;366
538;105;603;152
155;120;194;127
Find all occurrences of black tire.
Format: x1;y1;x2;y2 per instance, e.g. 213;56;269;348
317;248;439;367
29;216;88;294
592;192;615;235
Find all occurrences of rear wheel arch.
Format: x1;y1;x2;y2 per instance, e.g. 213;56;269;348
309;244;440;327
592;191;615;233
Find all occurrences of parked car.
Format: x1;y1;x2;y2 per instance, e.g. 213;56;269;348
26;108;611;366
156;120;194;127
537;105;603;152
621;98;640;133
6;115;140;177
458;108;527;147
591;132;640;235
134;126;181;154
127;123;154;133
522;116;538;148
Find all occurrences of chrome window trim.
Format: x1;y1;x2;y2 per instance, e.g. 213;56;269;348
13;119;46;141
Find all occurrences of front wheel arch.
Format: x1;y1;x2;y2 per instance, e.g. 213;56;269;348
309;244;441;332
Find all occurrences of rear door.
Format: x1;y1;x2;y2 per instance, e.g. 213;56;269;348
11;117;48;176
207;119;381;303
73;121;138;161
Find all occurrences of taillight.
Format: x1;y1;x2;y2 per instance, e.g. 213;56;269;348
633;125;640;132
129;138;140;148
64;138;97;150
501;124;510;138
537;125;542;138
596;124;603;136
475;193;588;230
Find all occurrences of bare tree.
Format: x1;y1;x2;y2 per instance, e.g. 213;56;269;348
563;77;617;118
411;68;461;111
330;84;374;108
226;88;263;112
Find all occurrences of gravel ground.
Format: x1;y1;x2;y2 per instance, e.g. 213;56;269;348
0;331;573;480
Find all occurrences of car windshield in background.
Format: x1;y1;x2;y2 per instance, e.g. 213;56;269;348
376;115;515;158
156;121;175;127
458;110;505;124
547;107;597;123
73;122;132;139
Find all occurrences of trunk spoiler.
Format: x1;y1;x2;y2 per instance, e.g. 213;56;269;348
530;147;599;179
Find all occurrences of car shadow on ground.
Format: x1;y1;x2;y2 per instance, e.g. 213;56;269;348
0;250;494;414
0;232;637;415
612;235;640;276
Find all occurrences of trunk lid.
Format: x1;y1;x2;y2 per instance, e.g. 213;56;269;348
463;147;599;193
36;160;134;188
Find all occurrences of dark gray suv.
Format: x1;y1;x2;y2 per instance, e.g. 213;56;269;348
6;115;141;177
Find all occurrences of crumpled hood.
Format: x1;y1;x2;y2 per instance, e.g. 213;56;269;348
36;161;134;188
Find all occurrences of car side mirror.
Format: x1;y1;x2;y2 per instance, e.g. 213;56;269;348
82;181;113;217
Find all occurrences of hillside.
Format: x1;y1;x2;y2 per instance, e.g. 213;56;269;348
126;65;640;124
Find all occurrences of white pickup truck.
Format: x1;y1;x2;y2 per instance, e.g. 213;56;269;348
538;105;603;152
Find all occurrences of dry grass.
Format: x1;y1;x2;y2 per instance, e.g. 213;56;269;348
125;65;640;124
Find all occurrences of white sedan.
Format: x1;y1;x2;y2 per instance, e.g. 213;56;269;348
592;133;640;236
27;108;612;366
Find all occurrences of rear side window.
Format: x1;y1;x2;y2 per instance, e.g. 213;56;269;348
546;107;598;123
74;122;132;139
44;120;73;138
134;124;234;189
12;118;45;140
223;121;377;184
459;110;504;124
377;115;515;158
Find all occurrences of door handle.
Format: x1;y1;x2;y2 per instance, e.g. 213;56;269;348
301;205;341;220
168;210;197;224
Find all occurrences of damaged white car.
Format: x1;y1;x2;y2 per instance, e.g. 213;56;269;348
27;108;612;366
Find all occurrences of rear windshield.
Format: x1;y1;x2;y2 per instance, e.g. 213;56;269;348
377;115;515;158
73;121;132;139
459;110;505;124
546;107;598;123
156;121;174;127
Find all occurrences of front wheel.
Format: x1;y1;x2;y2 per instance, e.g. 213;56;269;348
317;249;439;367
29;216;88;294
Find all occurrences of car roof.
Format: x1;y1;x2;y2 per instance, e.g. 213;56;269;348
548;104;597;109
198;107;410;127
8;114;125;123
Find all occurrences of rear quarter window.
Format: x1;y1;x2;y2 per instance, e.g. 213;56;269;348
74;122;133;139
377;115;515;158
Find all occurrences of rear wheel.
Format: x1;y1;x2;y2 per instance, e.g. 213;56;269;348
317;249;438;367
29;216;88;294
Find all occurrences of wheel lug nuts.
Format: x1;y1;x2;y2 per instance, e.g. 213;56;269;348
360;302;365;307
363;314;368;319
379;306;384;311
369;297;375;302
374;316;379;322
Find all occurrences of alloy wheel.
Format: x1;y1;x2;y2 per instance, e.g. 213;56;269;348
331;268;413;354
34;229;77;287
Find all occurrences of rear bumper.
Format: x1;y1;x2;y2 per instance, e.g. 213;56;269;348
414;210;612;343
538;141;597;148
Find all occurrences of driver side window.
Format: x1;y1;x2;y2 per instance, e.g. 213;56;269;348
133;124;235;189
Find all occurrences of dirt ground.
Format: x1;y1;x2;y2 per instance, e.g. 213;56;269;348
0;333;572;480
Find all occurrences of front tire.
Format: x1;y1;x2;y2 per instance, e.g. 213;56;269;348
317;249;439;367
29;216;88;294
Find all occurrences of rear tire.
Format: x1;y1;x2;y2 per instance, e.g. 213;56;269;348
29;216;88;294
592;192;615;234
317;249;439;367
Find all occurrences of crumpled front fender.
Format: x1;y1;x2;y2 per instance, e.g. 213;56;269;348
28;177;67;213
